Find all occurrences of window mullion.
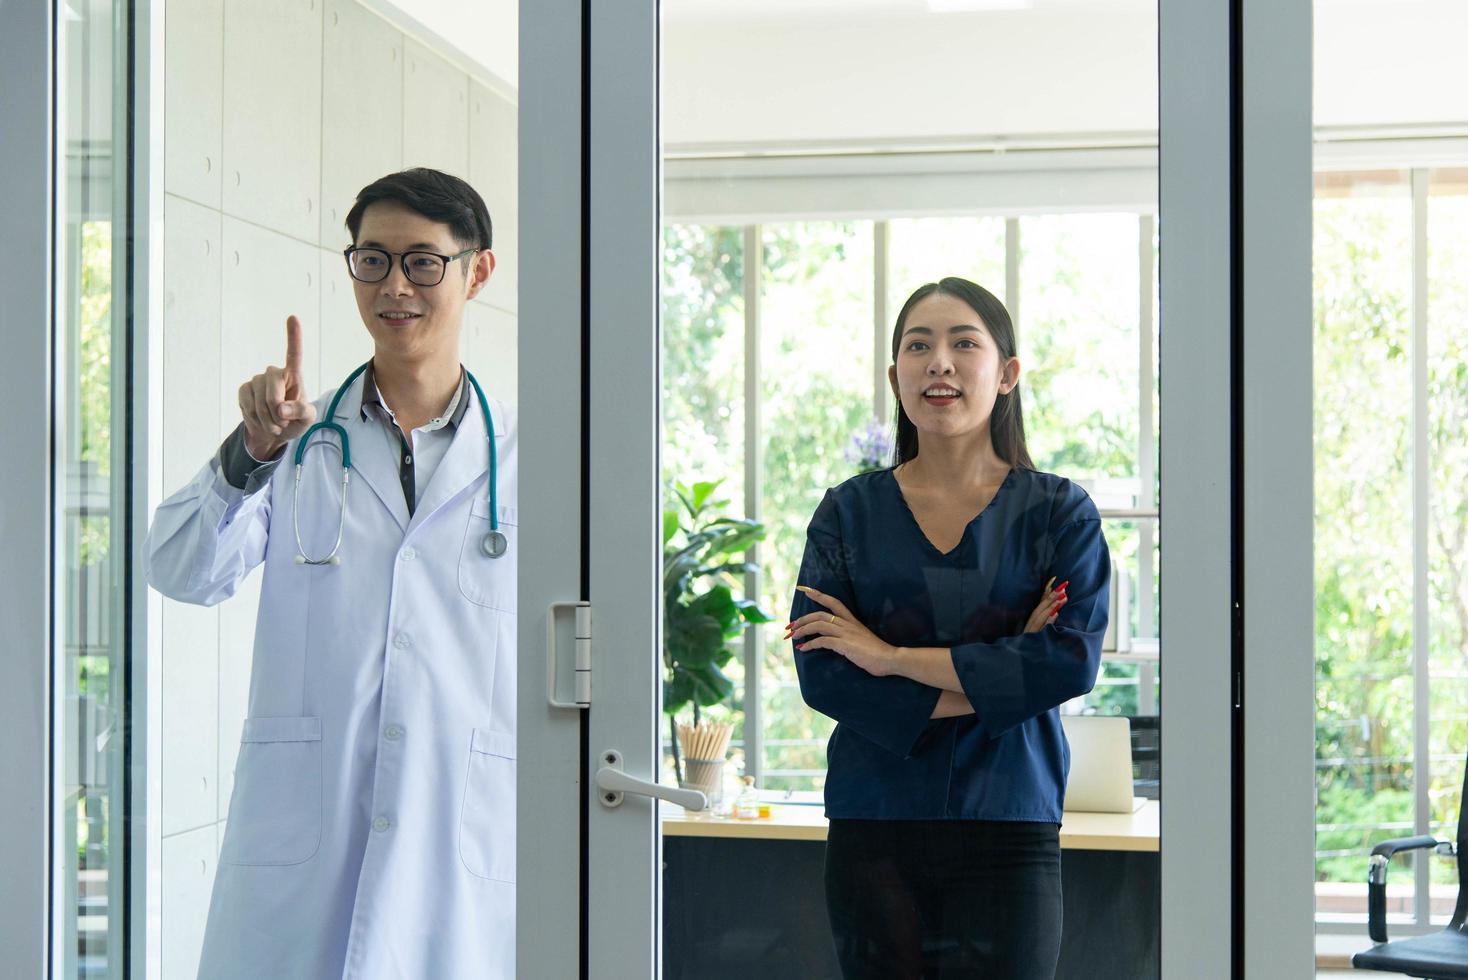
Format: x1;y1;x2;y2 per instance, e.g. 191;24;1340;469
873;221;889;423
743;224;764;786
1004;217;1020;337
1410;166;1432;927
1138;213;1158;715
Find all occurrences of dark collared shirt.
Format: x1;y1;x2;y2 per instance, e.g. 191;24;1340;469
219;363;471;516
792;467;1110;823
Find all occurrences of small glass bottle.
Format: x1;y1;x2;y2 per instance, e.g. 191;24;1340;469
735;775;760;820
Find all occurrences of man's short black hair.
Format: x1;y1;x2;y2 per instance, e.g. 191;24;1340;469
345;168;493;250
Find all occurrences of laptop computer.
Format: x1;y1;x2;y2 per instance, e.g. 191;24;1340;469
1061;715;1148;813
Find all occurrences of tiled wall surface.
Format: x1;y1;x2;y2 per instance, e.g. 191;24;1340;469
159;1;516;972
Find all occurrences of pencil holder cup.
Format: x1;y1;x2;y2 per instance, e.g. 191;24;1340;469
674;721;733;807
681;758;725;803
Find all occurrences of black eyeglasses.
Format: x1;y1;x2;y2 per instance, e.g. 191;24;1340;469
343;246;480;287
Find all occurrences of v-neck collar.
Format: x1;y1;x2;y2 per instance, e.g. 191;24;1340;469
886;465;1016;559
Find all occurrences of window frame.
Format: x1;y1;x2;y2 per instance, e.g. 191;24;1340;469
668;149;1468;937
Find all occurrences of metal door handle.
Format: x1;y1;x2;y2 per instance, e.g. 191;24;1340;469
546;601;591;708
594;749;707;811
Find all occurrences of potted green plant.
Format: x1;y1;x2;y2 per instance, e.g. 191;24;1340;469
662;479;773;788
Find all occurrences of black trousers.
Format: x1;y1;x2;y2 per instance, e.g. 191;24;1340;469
824;818;1063;980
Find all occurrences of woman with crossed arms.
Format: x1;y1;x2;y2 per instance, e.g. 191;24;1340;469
789;277;1110;979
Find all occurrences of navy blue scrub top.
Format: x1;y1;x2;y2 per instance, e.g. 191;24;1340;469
792;467;1110;823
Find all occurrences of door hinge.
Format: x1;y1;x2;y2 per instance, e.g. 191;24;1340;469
546;601;591;709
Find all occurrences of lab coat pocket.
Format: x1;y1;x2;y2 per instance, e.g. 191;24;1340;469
458;499;517;613
220;716;323;867
459;728;516;882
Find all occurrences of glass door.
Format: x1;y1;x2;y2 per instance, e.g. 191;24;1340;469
559;0;1321;975
517;0;1260;976
654;0;1167;972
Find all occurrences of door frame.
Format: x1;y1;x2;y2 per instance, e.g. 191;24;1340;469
0;0;56;974
518;2;592;979
527;0;1323;974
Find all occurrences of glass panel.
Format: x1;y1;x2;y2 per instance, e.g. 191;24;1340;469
151;5;523;975
1427;169;1468;923
758;221;875;794
1312;170;1415;921
1020;213;1142;487
887;217;1006;317
56;1;126;976
660;3;1160;973
660;224;748;787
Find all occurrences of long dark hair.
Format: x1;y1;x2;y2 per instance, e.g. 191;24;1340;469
890;277;1034;470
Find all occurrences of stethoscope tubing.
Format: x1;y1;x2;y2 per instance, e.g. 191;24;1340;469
292;360;502;565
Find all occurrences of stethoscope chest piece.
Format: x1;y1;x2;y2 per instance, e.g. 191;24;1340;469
481;529;508;559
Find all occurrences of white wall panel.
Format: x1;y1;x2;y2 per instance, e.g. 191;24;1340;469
160;9;517;961
402;38;470;176
221;0;323;241
462;298;517;407
320;0;403;246
319;247;374;386
361;0;516;93
216;572;262;814
220;215;324;426
162;194;223;491
160;601;219;836
160;823;219;980
470;82;517;313
212;217;317;822
164;0;223;207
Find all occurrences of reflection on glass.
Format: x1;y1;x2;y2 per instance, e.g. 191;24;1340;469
57;1;125;975
1312;170;1415;918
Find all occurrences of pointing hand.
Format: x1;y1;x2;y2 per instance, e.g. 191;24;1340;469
238;315;319;461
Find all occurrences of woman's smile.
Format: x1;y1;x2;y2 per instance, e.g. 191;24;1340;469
922;384;963;406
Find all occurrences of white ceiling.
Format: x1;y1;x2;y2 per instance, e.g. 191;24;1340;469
663;0;1155;19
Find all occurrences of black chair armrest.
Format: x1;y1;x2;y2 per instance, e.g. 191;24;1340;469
1367;835;1440;943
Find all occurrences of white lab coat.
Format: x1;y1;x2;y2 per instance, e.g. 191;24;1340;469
145;374;517;980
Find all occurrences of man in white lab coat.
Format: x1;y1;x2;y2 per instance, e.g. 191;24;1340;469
146;168;517;980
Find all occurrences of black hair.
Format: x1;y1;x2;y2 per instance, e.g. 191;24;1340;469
345;168;493;251
890;277;1034;470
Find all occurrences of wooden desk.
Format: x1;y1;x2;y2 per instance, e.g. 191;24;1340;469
661;800;1160;852
661;802;1160;979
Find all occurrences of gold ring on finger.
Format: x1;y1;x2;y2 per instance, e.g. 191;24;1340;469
829;614;837;624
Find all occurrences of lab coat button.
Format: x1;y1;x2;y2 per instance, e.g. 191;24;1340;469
400;547;416;561
373;816;391;833
393;633;411;649
384;725;404;741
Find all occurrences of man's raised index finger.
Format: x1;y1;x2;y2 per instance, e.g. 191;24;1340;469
285;315;304;376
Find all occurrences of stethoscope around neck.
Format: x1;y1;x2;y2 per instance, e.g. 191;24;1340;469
292;360;506;566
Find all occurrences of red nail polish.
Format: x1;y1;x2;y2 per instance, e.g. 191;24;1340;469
1057;580;1069;591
